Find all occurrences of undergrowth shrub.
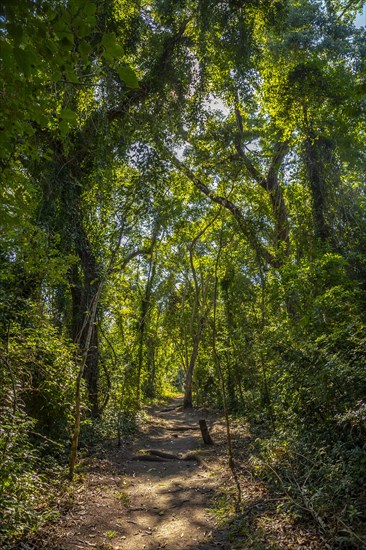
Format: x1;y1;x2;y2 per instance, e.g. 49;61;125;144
251;431;366;548
0;314;77;545
80;407;141;449
0;406;64;547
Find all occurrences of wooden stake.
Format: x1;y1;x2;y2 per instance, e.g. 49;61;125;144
199;419;214;445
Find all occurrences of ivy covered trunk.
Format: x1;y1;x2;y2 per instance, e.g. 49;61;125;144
70;238;101;418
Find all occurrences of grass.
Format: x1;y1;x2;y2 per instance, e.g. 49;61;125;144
113;488;130;507
104;530;118;539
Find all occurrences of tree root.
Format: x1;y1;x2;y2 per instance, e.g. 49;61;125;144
159;406;180;412
131;449;200;462
167;425;197;431
147;449;180;459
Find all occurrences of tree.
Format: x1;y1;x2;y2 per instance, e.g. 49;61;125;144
2;0;366;543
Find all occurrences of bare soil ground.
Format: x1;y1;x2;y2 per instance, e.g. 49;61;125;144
20;397;325;550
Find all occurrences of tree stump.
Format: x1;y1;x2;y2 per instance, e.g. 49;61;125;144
199;419;214;445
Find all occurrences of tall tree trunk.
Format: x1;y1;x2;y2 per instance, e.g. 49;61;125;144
304;136;330;242
184;316;205;408
69;223;101;417
136;249;156;407
144;334;157;399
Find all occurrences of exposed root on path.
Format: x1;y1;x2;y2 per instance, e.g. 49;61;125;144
131;449;200;462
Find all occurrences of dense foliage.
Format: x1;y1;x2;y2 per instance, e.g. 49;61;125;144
1;0;365;546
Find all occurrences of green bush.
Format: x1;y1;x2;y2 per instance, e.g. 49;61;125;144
0;313;77;544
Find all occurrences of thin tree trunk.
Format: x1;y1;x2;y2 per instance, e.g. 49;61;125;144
183;215;220;409
69;257;100;418
184;317;205;408
69;227;143;479
69;285;101;480
136;231;158;407
212;220;241;508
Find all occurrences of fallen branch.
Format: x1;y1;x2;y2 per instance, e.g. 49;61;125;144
160;406;180;412
167;425;197;431
131;455;167;462
131;449;200;463
147;449;181;460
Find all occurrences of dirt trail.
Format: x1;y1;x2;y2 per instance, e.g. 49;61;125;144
40;398;227;550
29;398;325;550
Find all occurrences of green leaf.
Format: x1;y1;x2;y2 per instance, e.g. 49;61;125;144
77;24;91;38
105;43;124;59
44;39;58;57
45;5;58;20
101;32;124;59
59;33;74;49
83;2;97;16
51;69;62;83
65;68;79;83
54;18;68;33
60;108;78;123
117;65;139;88
14;47;33;77
6;24;23;45
33;111;48;127
44;148;54;160
59;120;70;137
78;41;92;62
85;15;96;27
0;40;14;67
101;33;117;48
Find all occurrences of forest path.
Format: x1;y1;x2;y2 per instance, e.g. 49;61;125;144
33;398;324;550
40;397;231;550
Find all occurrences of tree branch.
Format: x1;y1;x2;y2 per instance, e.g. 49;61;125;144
159;142;276;266
234;104;290;257
108;18;190;123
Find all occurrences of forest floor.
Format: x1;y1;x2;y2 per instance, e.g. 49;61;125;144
21;397;326;550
